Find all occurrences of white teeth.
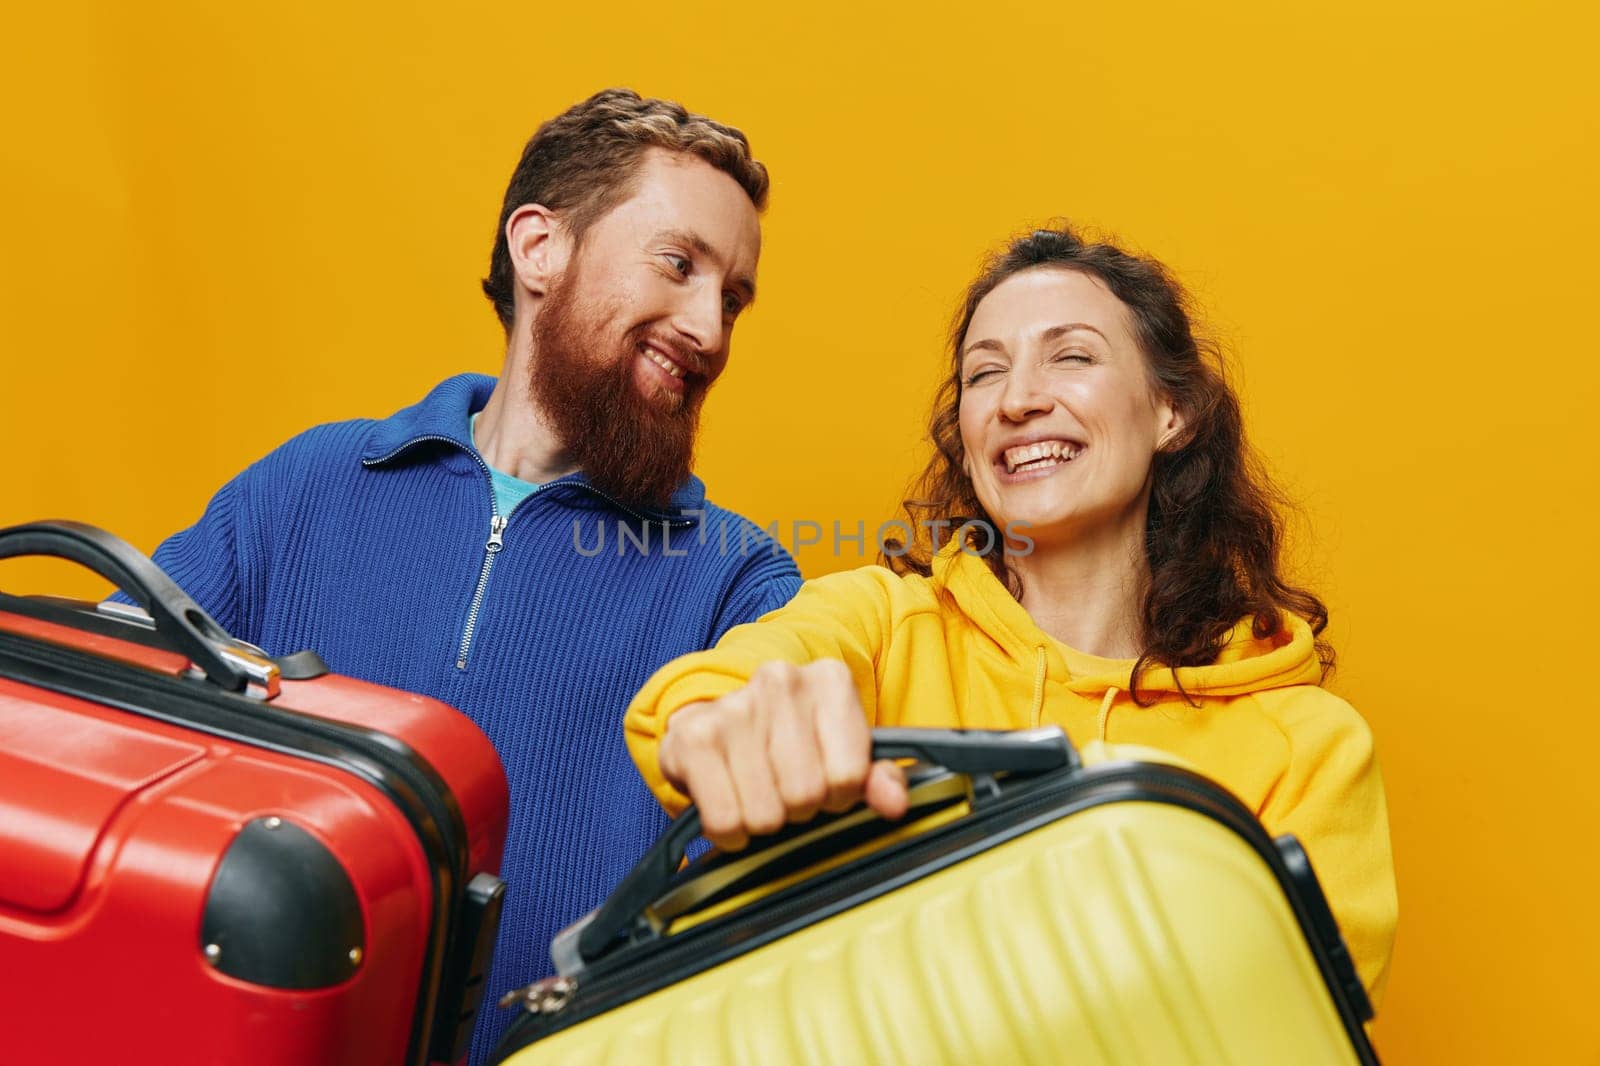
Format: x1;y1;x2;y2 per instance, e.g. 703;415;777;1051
1003;440;1082;473
642;345;686;379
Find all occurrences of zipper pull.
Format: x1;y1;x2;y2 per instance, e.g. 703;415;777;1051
486;514;507;553
498;974;577;1015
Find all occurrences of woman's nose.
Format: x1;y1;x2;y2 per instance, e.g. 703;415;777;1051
998;364;1053;422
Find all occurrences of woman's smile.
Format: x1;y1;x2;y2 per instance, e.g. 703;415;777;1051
996;437;1087;480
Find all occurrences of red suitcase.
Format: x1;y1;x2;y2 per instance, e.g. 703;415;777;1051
0;521;510;1065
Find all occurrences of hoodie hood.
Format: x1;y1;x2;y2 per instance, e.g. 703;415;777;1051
930;537;1324;700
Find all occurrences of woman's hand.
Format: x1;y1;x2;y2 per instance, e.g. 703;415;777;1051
656;659;909;851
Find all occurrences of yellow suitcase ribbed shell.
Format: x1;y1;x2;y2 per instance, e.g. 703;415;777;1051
505;796;1360;1065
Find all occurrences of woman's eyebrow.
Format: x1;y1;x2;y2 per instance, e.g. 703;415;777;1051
1039;322;1109;343
964;321;1108;360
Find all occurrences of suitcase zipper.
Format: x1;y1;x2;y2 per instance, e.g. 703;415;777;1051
456;513;506;671
500;975;578;1016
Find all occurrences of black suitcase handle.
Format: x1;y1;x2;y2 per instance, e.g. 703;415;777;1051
568;726;1078;968
0;519;250;692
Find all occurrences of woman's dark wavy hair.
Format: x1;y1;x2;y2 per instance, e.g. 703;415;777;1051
885;224;1333;703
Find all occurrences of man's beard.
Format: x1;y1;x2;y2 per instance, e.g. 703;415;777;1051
528;268;707;510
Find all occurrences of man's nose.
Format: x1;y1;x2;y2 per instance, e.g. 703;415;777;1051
670;283;727;365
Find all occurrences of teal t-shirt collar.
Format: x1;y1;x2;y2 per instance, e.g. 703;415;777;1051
470;412;542;517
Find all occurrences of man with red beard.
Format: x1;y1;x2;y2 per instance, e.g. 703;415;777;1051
118;89;800;1063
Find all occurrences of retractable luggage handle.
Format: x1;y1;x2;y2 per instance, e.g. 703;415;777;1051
568;726;1079;968
0;519;251;692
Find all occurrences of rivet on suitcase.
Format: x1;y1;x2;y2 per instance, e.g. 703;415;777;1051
492;727;1378;1065
0;521;511;1065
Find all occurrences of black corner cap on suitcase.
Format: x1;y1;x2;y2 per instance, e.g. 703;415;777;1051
563;727;1078;971
428;872;507;1063
0;520;250;691
1275;834;1375;1023
200;817;366;989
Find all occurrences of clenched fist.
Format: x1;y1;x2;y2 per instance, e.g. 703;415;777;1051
656;659;910;851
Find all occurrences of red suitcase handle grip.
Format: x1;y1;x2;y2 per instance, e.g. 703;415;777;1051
0;519;250;692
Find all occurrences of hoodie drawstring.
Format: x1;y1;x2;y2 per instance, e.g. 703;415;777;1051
1030;646;1047;727
1097;686;1120;742
1030;647;1119;740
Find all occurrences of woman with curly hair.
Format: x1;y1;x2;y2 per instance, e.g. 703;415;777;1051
623;225;1398;1003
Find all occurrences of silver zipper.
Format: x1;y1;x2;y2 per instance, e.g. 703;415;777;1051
360;433;463;468
455;513;505;670
364;433;698;667
576;484;695;530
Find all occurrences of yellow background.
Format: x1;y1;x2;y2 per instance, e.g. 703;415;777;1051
3;2;1596;1061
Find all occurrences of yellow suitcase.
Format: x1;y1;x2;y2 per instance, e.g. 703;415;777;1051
491;728;1377;1065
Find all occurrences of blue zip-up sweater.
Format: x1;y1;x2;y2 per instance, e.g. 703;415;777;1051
127;374;801;1062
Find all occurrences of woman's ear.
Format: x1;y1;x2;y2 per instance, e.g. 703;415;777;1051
506;204;570;298
1155;394;1190;452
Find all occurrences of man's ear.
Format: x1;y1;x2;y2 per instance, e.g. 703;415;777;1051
1155;394;1190;452
506;204;570;298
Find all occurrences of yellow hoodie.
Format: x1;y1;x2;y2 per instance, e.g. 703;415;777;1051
625;544;1398;1007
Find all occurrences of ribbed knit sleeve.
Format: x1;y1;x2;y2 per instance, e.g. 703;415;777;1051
707;547;802;639
113;473;249;641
